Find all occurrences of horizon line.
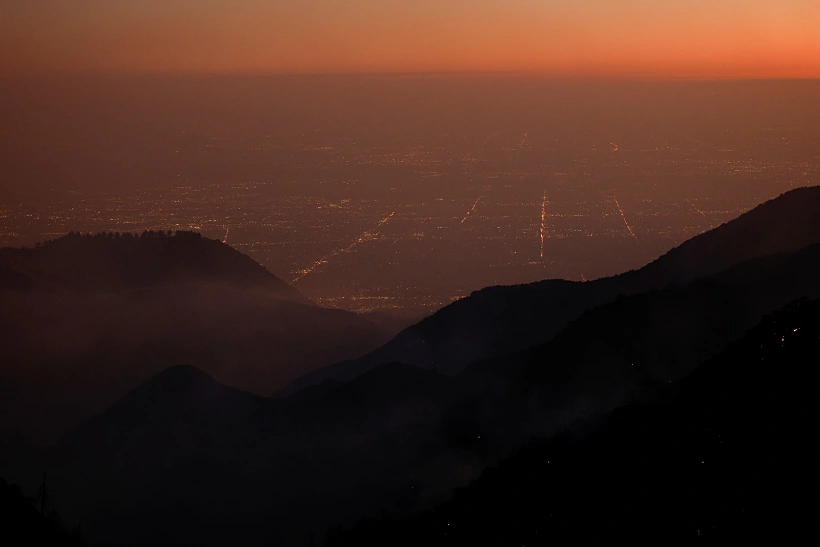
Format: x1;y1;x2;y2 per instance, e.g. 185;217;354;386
2;68;820;83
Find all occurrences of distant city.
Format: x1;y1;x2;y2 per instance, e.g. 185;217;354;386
3;127;815;315
2;78;818;315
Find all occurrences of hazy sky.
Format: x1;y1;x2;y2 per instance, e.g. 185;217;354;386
2;1;819;77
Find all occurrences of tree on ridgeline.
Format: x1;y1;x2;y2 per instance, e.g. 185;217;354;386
1;477;83;546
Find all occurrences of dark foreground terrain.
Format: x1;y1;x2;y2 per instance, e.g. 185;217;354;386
0;231;392;443
2;188;819;546
328;298;819;545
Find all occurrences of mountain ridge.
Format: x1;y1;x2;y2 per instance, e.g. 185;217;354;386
0;230;306;301
0;231;391;445
40;239;820;547
326;297;820;545
281;186;820;394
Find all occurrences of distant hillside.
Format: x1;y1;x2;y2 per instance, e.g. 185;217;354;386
0;232;389;444
284;186;820;393
10;192;820;546
328;298;820;545
40;243;820;547
0;230;303;300
493;242;820;439
54;360;457;547
67;365;267;478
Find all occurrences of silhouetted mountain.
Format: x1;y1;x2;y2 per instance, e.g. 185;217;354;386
466;243;820;447
72;364;264;446
0;231;303;299
359;310;421;338
327;298;820;545
67;365;266;490
323;363;452;409
386;241;820;465
0;232;391;444
285;186;820;392
16;195;820;546
42;241;820;547
54;361;455;547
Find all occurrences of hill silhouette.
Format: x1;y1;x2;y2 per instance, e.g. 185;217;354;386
53;361;456;547
469;242;820;446
284;186;820;393
7;190;820;546
38;240;820;546
0;230;304;298
0;231;390;444
327;298;820;545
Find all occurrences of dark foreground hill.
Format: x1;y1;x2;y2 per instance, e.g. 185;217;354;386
328;298;820;546
30;241;820;547
0;231;390;444
0;478;82;546
284;186;820;393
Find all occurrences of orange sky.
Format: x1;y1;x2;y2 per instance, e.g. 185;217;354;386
2;1;819;78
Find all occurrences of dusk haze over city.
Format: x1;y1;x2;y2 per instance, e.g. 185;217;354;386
1;2;819;546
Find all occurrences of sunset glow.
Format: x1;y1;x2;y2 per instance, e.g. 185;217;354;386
2;1;819;78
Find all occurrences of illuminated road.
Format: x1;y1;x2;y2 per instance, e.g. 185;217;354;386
293;212;395;283
613;197;639;241
540;191;548;259
461;196;483;224
686;198;707;217
482;131;501;147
